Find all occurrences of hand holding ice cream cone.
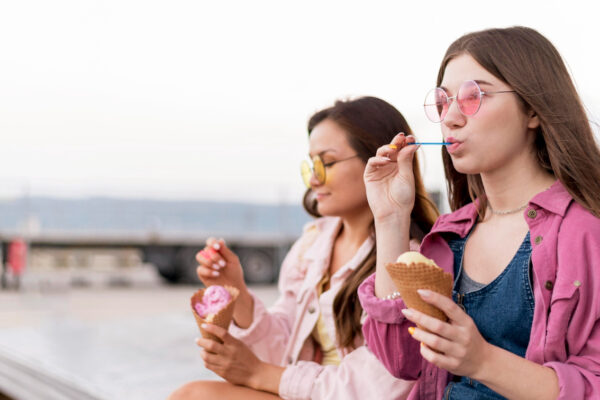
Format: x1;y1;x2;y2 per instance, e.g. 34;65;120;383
385;251;453;326
195;238;256;330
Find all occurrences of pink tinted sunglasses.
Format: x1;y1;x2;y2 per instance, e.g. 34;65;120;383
424;80;516;122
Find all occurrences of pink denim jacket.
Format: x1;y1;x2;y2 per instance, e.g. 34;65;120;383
230;216;415;400
359;181;600;399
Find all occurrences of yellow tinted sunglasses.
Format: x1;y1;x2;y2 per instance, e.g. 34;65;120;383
300;154;359;188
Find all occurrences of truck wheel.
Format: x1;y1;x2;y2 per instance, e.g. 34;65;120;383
237;249;275;284
144;247;179;283
176;247;203;284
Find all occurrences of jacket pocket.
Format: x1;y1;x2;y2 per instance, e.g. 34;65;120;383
545;279;580;361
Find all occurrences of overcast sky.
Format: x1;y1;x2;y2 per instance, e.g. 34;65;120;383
1;0;598;208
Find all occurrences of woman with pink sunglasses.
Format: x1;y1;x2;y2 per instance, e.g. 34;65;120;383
359;27;600;399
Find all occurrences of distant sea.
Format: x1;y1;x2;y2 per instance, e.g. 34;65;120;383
0;197;312;237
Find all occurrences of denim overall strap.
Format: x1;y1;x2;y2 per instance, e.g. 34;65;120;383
444;232;534;400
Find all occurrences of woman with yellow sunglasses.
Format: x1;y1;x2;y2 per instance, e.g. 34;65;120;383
170;96;439;400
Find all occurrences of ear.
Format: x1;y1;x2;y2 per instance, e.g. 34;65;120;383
527;108;540;130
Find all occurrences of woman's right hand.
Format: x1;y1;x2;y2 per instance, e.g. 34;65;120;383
364;133;419;221
197;238;255;329
196;238;247;292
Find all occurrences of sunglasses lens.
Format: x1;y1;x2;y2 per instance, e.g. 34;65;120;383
313;157;325;184
457;80;482;116
424;88;448;122
300;161;312;188
300;157;326;188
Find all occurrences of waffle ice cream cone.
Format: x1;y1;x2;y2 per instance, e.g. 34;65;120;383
191;285;239;343
386;252;453;326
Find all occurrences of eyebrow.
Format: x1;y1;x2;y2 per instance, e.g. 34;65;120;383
474;79;494;87
439;79;495;92
308;149;337;157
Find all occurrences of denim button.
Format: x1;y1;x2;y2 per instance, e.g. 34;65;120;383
527;209;537;218
545;280;554;290
534;235;543;245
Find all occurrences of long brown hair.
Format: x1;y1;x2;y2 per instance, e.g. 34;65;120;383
304;96;439;349
438;26;600;217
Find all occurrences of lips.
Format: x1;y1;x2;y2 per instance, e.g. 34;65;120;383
445;137;463;154
315;193;330;201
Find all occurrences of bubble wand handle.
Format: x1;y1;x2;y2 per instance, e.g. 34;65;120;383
407;142;451;145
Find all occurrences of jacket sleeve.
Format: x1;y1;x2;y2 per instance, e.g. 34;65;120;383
544;212;600;399
357;273;422;380
278;339;414;400
228;227;314;365
545;321;600;399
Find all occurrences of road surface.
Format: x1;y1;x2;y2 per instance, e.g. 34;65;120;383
0;275;279;400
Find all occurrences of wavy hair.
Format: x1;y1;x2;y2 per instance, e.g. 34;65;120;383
304;96;439;349
438;26;600;218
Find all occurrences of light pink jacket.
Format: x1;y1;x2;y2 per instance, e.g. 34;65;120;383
359;181;600;399
230;216;415;400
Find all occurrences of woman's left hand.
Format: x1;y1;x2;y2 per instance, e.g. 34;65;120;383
401;289;492;379
196;323;264;388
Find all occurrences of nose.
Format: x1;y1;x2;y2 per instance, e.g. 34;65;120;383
309;169;322;187
442;98;466;128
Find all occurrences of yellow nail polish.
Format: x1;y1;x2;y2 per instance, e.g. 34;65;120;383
420;342;425;348
408;326;415;335
389;144;398;149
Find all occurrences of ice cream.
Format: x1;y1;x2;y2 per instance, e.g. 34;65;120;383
396;251;435;265
194;285;232;319
386;251;453;326
190;284;239;343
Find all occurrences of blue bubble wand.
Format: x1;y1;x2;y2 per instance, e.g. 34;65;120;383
407;142;451;145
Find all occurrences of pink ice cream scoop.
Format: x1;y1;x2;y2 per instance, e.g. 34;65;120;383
194;285;232;318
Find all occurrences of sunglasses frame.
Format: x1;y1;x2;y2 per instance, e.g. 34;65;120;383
424;80;516;123
300;154;360;188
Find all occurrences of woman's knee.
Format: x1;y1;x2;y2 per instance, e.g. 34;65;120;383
168;380;223;400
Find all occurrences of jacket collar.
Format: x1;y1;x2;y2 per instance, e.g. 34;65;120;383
430;180;572;237
302;216;342;262
529;180;572;217
431;202;479;238
302;216;374;272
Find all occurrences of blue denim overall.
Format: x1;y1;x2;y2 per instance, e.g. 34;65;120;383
443;231;534;400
